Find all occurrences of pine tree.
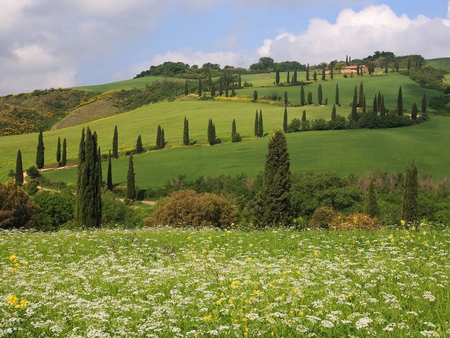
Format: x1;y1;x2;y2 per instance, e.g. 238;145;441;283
307;91;313;105
258;110;263;137
15;150;23;186
198;78;202;96
183;117;190;146
61;138;67;167
76;127;102;228
208;119;216;145
107;150;113;190
318;84;323;105
411;102;418;121
112;125;118;159
284;91;288;106
365;178;379;217
56;137;61;164
300;83;305;106
283;107;288;132
421;94;427;114
36;130;45;169
402;159;419;224
136;135;143;153
335;83;340;106
397;86;403;116
254;111;259;136
306;63;310;81
275;69;280;85
253;130;291;227
127;154;136;200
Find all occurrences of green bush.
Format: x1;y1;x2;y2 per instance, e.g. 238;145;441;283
0;180;37;229
308;206;335;229
231;133;242;142
34;190;74;231
153;189;238;228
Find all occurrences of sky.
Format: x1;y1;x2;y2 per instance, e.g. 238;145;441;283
1;0;449;96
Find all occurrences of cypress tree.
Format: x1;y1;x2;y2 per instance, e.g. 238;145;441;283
275;69;280;85
293;69;297;84
15;150;23;186
351;86;358;121
232;119;237;137
254;111;259;136
377;92;382;112
330;67;334;80
283;107;288;132
225;80;229;97
307;91;312;105
358;82;364;107
301;110;308;131
313;71;317;81
76;127;102;228
136;135;143;154
397;86;403;116
56;137;61;164
284;91;288;106
127;154;136;200
331;104;337;121
411;102;418;122
306;63;310;81
198;78;202;96
219;79;223;96
421;94;427;113
395;59;399;72
112;125;118;159
253;90;258;101
231;81;235;97
253;130;291;227
373;94;378;114
61;138;67;167
107;150;113;191
258;110;263;137
211;84;216;97
321;67;326;81
318;84;323;105
335;84;340;106
208;119;216;145
161;129;165;149
183;117;190;146
300;83;305;106
36;130;45;169
365;178;379;218
357;64;360;76
286;70;290;84
402;160;419;224
380;95;386;117
156;125;162;149
238;74;242;87
363;95;367;113
407;58;411;70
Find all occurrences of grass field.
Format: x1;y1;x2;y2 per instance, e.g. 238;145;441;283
72;76;166;92
1;226;448;337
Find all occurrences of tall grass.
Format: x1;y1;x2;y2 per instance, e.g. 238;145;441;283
1;226;449;336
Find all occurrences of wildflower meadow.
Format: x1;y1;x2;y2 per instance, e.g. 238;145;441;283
1;225;449;337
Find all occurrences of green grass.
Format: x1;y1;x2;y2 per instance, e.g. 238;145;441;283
426;57;450;72
72;76;169;92
1;226;449;336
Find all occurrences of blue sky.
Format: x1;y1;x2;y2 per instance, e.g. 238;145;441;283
0;0;449;96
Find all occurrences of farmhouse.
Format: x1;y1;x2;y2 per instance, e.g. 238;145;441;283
340;65;368;74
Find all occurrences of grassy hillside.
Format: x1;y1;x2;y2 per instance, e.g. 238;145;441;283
72;76;166;92
426;57;450;72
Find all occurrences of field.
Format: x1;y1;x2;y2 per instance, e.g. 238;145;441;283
1;226;449;337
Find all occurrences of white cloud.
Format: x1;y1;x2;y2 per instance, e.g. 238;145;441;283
257;4;450;64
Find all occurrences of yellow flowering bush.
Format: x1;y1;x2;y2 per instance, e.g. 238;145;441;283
329;213;381;231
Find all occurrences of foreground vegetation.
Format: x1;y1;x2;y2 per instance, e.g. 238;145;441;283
1;226;448;337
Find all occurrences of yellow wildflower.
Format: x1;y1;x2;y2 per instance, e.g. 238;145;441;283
7;294;18;306
20;299;28;309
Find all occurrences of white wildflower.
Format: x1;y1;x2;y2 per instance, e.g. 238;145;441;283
355;317;373;330
423;291;436;302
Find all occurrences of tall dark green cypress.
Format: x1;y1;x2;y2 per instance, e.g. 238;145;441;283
61;138;67;167
365;178;379;218
335;83;340;106
156;125;161;149
421;94;427;113
112;125;118;159
306;63;310;81
358;82;364;107
373;95;378;114
318;84;323;105
231;119;237;137
183;117;190;146
402;159;419;224
76;127;102;228
351;86;358;122
275;69;280;85
208;119;216;145
284;91;288;106
253;130;291;227
254;111;259;137
330;67;334;80
211;83;216;97
377;92;382;112
313;71;317;81
301;110;308;131
283;107;288;132
36;130;45;169
411;102;418;121
380;95;386;117
258;110;263;137
127;154;136;200
286;70;290;84
15;150;23;186
161;129;165;149
307;91;312;105
331;104;337;121
136;135;143;154
198;78;202;96
321;67;326;81
107;150;113;191
253;90;258;101
397;86;403;116
300;83;305;106
293;69;297;84
56;137;61;164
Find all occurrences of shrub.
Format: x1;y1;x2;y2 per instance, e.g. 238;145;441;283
231;132;242;142
308;206;335;229
0;180;37;229
34;190;74;231
329;213;382;231
26;166;40;179
153;189;238;228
